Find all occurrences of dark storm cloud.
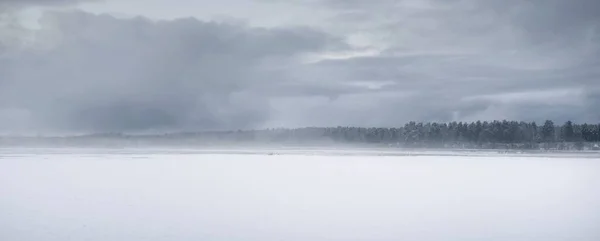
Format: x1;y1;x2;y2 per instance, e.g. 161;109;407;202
0;10;343;132
1;0;599;132
284;0;600;124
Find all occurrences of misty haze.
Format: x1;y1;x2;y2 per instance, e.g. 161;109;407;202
1;0;600;241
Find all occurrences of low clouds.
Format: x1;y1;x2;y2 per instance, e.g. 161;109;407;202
292;0;600;123
0;0;599;133
0;10;342;132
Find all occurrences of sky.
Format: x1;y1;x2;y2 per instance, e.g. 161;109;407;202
0;0;598;133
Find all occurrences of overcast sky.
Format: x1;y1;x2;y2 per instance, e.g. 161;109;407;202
0;0;598;133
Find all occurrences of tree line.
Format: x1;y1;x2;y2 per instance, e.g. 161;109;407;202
235;120;599;150
2;120;600;150
132;120;600;150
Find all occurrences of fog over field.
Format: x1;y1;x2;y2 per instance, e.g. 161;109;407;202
2;150;599;241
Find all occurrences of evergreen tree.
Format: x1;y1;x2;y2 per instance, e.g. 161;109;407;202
561;121;575;142
541;120;555;142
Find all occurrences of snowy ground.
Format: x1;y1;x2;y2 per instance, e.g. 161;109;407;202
1;148;599;241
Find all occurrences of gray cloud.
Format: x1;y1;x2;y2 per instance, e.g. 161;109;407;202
0;10;342;132
0;0;97;6
275;0;600;124
0;0;98;12
1;0;599;133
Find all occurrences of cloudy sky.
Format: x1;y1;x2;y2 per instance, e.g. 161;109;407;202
0;0;598;133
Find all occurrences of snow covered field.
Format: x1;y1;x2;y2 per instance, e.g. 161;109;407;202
1;149;599;241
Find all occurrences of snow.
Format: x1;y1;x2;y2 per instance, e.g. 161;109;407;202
1;149;599;241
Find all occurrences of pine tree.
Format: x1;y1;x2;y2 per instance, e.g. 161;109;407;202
542;120;555;143
561;121;575;142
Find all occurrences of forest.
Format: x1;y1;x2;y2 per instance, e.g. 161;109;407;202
3;120;599;150
208;120;599;150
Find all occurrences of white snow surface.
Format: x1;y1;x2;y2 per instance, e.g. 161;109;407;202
1;148;599;241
